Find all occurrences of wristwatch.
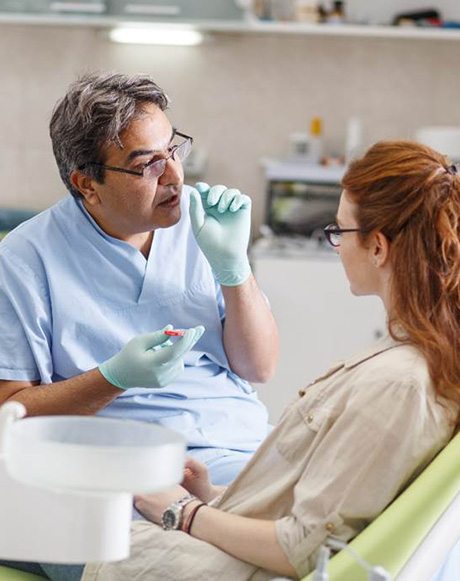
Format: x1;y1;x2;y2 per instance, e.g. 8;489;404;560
161;494;197;531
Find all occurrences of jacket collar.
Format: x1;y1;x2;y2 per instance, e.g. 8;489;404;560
343;334;406;369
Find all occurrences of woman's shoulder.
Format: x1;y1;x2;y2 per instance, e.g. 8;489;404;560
346;335;429;386
345;337;456;427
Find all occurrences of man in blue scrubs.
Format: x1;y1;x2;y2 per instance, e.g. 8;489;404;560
0;72;279;485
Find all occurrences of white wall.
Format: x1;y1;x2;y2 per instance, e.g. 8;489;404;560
1;23;460;233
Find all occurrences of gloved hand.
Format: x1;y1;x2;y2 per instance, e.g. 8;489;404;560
99;325;205;390
189;182;252;286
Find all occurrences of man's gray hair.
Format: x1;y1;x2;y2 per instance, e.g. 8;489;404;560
49;72;170;198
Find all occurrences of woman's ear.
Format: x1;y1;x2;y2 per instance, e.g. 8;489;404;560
371;231;390;268
70;170;100;206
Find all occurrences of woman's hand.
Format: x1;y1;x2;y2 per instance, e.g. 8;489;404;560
182;457;225;503
133;484;189;524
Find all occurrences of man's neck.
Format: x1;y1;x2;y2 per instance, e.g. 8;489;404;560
137;231;154;258
82;200;154;258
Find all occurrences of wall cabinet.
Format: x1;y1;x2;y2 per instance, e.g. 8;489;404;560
252;251;386;422
0;1;460;41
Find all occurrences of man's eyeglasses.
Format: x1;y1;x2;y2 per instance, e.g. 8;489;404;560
79;130;193;180
323;223;362;247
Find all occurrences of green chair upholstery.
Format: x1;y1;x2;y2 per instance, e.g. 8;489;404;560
303;431;460;580
0;566;45;580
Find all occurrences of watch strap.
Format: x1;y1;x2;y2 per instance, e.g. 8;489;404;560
161;494;197;530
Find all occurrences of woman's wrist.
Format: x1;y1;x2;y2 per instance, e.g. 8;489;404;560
181;500;207;534
205;484;226;503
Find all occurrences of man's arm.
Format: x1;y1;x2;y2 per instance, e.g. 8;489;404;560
222;275;279;383
188;183;279;383
0;325;204;415
0;372;121;415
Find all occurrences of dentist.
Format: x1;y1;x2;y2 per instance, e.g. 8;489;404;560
0;72;279;485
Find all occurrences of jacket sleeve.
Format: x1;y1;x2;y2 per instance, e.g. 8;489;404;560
274;376;450;577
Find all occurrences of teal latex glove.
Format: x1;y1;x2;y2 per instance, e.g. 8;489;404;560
99;325;205;390
189;182;252;286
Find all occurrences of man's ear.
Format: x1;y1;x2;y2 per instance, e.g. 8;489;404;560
70;170;101;206
371;231;390;268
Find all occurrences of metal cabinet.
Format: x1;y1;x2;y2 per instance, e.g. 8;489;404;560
262;160;345;238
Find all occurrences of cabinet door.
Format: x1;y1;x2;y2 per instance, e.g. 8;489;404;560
253;255;386;422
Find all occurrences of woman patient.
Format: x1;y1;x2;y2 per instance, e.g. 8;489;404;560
50;140;460;580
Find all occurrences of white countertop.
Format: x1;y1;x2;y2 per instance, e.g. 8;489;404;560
261;157;346;183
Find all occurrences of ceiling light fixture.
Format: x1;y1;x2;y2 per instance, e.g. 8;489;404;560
109;27;204;46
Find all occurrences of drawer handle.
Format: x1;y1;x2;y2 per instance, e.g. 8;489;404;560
49;2;106;13
124;4;181;16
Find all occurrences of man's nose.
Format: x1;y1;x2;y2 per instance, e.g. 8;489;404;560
159;156;183;185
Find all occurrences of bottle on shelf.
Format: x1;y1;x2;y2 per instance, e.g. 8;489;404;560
344;117;362;163
270;0;295;21
327;1;345;24
294;0;320;23
307;116;323;164
252;0;271;20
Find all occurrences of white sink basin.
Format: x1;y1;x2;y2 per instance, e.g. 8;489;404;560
4;415;186;493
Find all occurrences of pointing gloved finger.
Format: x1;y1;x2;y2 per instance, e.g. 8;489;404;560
194;182;211;199
155;325;205;364
229;193;252;212
207;185;227;208
189;189;206;234
217;189;241;213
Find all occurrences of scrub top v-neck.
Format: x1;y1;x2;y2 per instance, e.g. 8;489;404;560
0;188;268;451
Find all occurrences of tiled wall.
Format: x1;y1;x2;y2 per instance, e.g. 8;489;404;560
1;23;460;232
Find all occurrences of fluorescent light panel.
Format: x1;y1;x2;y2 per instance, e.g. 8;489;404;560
109;27;204;46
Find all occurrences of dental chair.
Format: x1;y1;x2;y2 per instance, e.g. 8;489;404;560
1;435;459;581
303;430;460;581
0;567;45;580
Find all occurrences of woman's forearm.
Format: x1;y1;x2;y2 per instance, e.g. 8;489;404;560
184;503;297;577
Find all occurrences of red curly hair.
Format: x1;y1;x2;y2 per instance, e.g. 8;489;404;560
342;140;460;424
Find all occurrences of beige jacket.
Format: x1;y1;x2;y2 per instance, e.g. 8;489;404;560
83;335;454;581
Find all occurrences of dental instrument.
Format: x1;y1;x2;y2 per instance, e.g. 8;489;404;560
309;537;391;581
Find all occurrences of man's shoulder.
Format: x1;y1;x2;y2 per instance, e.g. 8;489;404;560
0;197;70;258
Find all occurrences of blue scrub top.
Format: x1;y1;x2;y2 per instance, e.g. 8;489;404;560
0;188;268;451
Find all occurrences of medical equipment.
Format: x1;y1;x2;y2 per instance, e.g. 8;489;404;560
189;183;252;286
99;325;204;389
315;538;391;580
0;401;185;563
164;329;185;336
312;545;331;581
272;538;391;581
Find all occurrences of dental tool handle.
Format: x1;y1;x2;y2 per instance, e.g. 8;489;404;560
369;566;392;581
313;545;330;581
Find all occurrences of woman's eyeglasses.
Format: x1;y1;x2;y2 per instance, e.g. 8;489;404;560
323;223;362;247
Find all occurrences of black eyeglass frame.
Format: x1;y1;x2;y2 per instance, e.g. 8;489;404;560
78;130;193;177
323;223;363;247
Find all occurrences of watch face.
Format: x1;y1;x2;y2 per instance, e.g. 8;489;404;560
162;509;177;530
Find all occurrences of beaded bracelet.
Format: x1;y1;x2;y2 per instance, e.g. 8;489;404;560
183;502;207;535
